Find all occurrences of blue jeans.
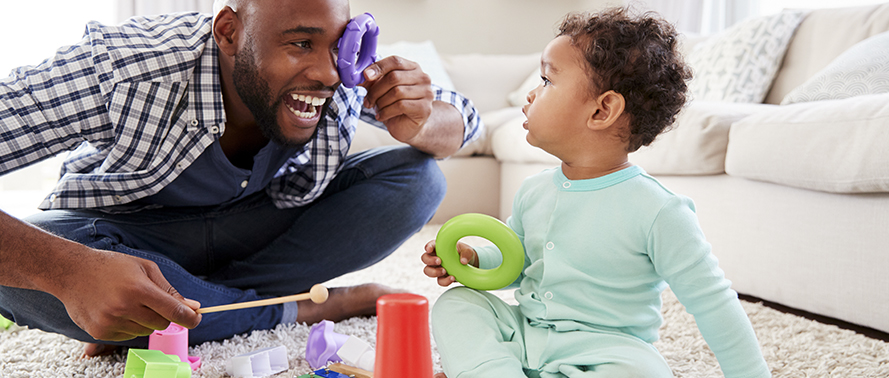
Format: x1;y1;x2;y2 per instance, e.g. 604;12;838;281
0;146;445;346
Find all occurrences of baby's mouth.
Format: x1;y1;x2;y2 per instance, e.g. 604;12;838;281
284;94;327;119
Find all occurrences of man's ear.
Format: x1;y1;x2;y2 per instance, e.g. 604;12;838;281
587;90;626;131
213;7;241;57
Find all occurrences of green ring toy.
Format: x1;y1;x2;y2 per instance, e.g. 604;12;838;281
435;213;524;291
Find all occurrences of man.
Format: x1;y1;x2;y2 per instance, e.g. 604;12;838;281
0;0;481;356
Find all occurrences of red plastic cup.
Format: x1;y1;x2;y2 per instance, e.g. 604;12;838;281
374;293;432;378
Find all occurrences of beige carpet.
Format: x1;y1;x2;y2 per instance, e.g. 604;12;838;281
1;225;887;377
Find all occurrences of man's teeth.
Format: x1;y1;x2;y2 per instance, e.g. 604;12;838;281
286;105;317;119
287;94;326;118
291;94;326;106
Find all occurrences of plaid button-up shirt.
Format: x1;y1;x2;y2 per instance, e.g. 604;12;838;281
0;13;482;211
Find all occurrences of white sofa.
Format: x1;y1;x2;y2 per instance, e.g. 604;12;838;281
353;3;889;335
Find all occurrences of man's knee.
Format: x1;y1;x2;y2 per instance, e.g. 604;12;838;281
415;155;446;209
391;146;446;202
22;210;97;245
378;146;446;222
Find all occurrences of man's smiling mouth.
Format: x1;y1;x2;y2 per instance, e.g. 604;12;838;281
284;94;326;119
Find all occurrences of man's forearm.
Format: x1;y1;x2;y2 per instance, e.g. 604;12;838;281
407;101;465;159
0;210;81;294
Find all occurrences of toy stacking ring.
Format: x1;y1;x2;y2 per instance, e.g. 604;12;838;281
337;12;379;88
435;213;524;291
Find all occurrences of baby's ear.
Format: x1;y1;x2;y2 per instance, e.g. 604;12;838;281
587;90;625;131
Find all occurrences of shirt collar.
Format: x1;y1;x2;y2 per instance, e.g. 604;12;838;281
190;35;227;131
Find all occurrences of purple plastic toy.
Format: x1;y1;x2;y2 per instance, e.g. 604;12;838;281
337;13;379;88
305;320;348;369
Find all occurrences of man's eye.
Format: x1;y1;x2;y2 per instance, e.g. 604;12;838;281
293;41;311;49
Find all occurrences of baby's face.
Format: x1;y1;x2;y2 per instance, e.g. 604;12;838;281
522;36;597;159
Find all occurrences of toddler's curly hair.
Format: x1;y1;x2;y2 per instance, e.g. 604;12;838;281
559;7;692;152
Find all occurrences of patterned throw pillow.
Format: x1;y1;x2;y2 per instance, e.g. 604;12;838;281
781;31;889;104
687;10;806;103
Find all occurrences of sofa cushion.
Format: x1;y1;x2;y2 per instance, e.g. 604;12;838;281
781;31;889;105
442;53;539;114
764;3;889;104
726;93;889;193
490;114;560;166
629;101;772;175
461;107;523;157
687;10;805;103
378;41;455;91
507;70;539;107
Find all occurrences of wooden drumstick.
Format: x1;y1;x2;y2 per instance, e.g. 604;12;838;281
196;284;329;314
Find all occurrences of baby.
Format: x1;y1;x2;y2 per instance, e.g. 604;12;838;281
422;7;770;378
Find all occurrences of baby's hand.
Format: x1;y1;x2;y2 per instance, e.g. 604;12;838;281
421;239;478;287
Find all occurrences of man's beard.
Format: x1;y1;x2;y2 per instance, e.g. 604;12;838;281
231;39;317;148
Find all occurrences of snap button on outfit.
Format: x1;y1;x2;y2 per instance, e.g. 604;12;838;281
562;181;571;188
190;119;199;127
546;242;554;250
544;291;554;299
240;180;248;188
209;125;220;134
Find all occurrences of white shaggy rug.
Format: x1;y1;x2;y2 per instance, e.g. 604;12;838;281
1;225;888;377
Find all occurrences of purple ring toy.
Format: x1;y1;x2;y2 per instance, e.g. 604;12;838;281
337;13;380;88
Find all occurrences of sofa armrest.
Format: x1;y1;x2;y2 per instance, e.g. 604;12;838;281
726;93;889;193
629;101;775;175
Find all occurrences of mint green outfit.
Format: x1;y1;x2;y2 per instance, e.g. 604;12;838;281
431;166;770;378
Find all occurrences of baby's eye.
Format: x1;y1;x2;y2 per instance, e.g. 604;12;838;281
540;76;551;87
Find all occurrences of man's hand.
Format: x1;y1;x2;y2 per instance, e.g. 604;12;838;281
52;248;202;341
0;211;202;342
359;56;464;157
360;56;434;143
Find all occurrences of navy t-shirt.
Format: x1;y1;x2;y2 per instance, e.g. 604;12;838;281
141;140;298;207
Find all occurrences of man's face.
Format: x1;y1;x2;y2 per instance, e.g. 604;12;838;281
232;0;350;147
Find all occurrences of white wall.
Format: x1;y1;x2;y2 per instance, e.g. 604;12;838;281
0;0;116;74
0;1;116;218
350;0;623;55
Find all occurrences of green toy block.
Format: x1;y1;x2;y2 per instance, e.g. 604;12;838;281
0;315;13;330
124;348;191;378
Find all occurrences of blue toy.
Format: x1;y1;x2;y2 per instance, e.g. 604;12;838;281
297;368;351;378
